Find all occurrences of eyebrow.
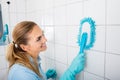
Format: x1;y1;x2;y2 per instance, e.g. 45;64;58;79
38;35;42;38
36;30;44;39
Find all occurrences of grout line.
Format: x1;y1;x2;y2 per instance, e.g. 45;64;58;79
25;0;27;20
47;41;120;55
90;49;120;56
42;55;67;65
26;0;83;13
41;24;120;27
84;71;111;80
104;0;107;79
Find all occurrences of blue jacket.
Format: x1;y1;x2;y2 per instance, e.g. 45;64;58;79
8;56;47;80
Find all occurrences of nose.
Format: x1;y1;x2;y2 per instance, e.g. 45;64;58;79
42;35;47;43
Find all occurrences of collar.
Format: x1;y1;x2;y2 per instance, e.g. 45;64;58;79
28;55;41;65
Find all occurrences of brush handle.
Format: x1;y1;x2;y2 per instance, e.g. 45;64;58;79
80;33;88;53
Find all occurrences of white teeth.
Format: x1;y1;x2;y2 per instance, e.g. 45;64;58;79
42;44;46;47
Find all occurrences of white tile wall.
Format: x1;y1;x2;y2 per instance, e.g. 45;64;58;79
16;13;26;23
8;0;17;13
54;6;67;26
84;0;106;25
1;0;120;80
45;57;56;70
26;0;41;12
44;9;54;26
67;46;79;65
0;56;7;69
67;0;83;4
9;13;17;26
54;0;67;7
106;26;120;54
0;69;8;80
0;45;8;80
93;26;106;52
106;53;120;80
84;72;104;80
0;46;5;56
55;62;67;79
0;0;26;80
67;26;79;47
85;51;105;77
66;2;83;25
55;26;67;45
55;44;67;64
45;27;54;43
44;42;55;59
107;0;120;25
16;0;26;13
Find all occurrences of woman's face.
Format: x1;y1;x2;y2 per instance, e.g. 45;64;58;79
25;25;47;58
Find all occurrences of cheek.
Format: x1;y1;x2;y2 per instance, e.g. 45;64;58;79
29;42;43;52
36;43;42;50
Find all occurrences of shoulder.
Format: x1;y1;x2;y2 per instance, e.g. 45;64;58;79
8;64;41;80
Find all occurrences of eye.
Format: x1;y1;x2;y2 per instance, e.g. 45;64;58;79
36;31;45;42
36;36;42;41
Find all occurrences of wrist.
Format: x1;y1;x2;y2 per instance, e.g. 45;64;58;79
67;68;76;77
60;70;75;80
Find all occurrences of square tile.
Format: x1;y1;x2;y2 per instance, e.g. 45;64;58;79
67;0;83;4
107;0;120;24
55;26;67;45
44;42;55;59
0;56;7;69
0;46;5;55
44;9;54;26
16;13;26;23
85;51;105;77
16;0;26;12
92;26;105;52
67;46;79;65
67;2;83;25
45;27;54;42
54;0;67;7
106;53;120;80
106;26;120;54
0;69;8;80
55;61;67;79
67;26;79;47
55;44;67;64
84;72;104;80
84;0;105;25
54;6;67;25
45;58;56;71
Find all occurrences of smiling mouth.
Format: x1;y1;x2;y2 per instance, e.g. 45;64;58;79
41;44;46;48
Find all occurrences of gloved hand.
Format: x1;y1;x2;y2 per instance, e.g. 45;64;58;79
69;53;85;75
46;69;57;79
60;53;85;80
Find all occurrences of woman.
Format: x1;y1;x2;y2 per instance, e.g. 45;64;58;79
6;21;85;80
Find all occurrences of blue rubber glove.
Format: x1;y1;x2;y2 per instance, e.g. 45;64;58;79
60;53;85;80
46;69;57;79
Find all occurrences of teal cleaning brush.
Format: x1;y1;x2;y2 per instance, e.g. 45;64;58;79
77;17;96;54
80;32;88;53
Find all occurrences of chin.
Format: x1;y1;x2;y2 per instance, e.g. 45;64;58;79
40;47;47;52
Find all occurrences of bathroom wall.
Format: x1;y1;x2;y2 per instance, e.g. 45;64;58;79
26;0;120;80
0;0;120;80
0;0;26;80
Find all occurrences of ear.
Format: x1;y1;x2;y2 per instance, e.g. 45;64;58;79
20;44;29;52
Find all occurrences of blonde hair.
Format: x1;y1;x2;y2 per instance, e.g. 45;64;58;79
6;21;42;77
